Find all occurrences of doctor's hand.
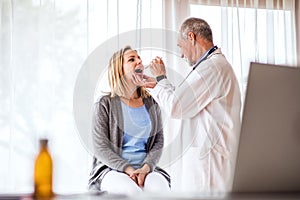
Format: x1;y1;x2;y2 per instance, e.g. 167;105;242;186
132;72;144;87
142;74;156;88
150;56;166;77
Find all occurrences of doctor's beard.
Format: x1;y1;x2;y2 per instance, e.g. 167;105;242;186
183;55;196;67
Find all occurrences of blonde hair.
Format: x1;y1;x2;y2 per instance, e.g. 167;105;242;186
107;45;150;98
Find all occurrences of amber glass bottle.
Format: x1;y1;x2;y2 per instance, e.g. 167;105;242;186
34;139;54;198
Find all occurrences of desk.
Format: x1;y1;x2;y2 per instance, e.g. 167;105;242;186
1;192;300;200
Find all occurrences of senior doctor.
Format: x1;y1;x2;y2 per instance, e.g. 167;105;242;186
142;17;242;192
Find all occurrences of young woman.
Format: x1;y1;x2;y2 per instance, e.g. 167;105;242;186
88;46;170;195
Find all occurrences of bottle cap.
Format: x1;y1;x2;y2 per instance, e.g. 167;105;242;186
40;139;48;147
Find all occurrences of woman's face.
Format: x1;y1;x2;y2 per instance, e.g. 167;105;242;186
122;50;144;84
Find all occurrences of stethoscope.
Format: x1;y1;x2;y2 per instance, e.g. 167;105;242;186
178;45;218;87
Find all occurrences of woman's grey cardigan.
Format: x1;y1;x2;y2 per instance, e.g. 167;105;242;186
88;95;170;190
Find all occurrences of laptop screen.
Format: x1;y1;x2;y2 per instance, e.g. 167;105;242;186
232;62;300;192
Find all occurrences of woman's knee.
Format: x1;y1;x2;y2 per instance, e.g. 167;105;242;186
143;172;170;192
101;171;142;195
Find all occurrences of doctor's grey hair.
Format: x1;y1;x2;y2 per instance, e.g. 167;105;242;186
179;17;213;43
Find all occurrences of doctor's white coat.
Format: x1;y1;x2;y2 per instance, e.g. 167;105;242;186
150;48;242;193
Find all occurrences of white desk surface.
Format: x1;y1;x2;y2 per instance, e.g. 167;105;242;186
1;191;300;200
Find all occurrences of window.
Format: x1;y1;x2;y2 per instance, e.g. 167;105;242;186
190;4;296;94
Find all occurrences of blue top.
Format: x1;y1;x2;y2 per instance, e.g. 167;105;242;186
121;102;152;168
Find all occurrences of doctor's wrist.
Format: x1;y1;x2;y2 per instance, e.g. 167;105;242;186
156;75;167;82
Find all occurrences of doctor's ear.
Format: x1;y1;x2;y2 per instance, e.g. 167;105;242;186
187;32;195;41
187;32;196;45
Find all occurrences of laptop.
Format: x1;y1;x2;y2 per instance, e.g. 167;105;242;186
232;62;300;192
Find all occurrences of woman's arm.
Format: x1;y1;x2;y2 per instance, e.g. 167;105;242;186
142;101;164;171
92;97;130;172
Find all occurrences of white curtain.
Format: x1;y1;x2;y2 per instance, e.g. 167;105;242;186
0;0;164;194
0;0;297;194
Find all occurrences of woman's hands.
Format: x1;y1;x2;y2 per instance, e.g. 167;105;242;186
124;164;151;188
132;164;151;188
124;165;138;183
